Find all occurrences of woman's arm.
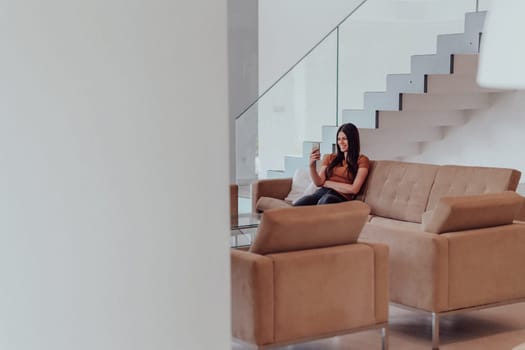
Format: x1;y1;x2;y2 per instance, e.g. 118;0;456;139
308;149;326;186
323;167;369;194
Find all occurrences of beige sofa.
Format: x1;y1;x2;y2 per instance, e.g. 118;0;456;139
231;201;389;349
252;160;525;349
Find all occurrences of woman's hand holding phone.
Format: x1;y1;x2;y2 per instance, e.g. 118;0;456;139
309;143;321;166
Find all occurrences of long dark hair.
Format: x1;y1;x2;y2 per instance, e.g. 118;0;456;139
325;123;360;181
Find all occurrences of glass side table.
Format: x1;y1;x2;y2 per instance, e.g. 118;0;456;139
231;213;261;248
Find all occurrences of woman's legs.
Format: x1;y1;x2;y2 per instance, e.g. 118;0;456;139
317;191;346;205
293;187;330;206
294;188;347;206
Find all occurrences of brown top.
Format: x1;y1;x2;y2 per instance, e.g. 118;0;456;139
322;154;370;199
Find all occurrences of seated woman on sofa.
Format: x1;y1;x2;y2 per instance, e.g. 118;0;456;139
294;123;370;206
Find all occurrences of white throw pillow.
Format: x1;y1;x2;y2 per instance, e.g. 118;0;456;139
302;182;319;197
284;168;319;204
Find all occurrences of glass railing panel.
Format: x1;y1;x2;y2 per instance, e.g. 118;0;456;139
236;31;338;180
338;0;477;127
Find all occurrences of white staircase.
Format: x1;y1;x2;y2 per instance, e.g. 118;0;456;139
268;11;511;178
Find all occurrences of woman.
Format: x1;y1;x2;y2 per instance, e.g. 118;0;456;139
294;123;369;206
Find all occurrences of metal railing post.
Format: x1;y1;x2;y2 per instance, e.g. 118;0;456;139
336;26;340;125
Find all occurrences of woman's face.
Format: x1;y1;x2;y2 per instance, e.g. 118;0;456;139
337;131;348;153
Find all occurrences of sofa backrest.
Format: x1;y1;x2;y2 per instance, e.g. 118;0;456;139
250;201;370;255
362;160;439;223
426;165;521;211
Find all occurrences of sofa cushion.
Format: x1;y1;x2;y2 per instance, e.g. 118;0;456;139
422;191;523;234
250;201;370;255
255;197;292;212
362;160;439;223
368;216;422;232
426;165;521;211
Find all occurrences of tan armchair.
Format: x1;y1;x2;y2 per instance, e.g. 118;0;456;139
231;201;389;349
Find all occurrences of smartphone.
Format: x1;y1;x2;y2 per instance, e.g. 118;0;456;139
312;142;320;151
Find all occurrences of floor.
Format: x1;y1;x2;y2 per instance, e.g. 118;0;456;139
232;303;525;350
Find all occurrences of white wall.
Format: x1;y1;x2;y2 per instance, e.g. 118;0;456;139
258;0;364;92
1;1;230;349
405;91;525;176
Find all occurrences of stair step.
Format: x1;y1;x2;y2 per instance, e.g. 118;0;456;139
411;54;451;75
452;54;479;76
426;74;503;94
436;32;480;56
362;141;421;160
364;91;400;111
323;124;440;148
401;93;490;111
464;11;486;34
386;73;425;94
360;127;443;144
341;109;377;128
377;111;466;128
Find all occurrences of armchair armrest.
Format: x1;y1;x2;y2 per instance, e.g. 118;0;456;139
230;249;274;345
360;242;389;323
251;178;292;214
360;224;449;312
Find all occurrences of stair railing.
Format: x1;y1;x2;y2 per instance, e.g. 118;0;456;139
234;0;369;123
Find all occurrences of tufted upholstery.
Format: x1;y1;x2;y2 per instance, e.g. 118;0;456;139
426;165;521;211
362;161;438;223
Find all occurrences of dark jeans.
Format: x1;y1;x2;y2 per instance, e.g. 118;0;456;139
293;187;348;206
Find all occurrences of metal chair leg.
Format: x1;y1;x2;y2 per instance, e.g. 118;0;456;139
432;312;440;350
382;326;389;350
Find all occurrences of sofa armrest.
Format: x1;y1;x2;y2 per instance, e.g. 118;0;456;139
441;223;525;310
422;191;522;233
359;224;449;312
360;242;389;323
230;249;274;345
251;178;292;214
